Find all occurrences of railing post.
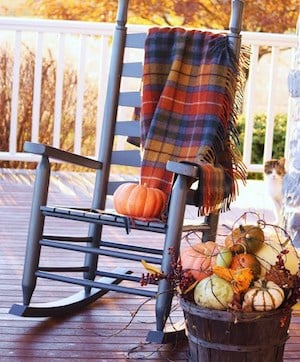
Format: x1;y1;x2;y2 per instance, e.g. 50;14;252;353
283;15;300;247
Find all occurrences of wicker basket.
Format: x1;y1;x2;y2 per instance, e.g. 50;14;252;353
180;298;292;362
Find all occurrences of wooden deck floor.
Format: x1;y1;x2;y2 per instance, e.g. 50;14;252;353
0;168;299;361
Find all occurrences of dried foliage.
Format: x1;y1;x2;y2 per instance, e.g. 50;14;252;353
265;252;300;307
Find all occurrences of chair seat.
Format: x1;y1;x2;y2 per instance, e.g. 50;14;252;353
41;205;211;234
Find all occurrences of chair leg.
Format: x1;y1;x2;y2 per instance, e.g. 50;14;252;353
83;223;103;293
83;168;108;290
147;174;188;343
22;157;50;305
203;212;219;242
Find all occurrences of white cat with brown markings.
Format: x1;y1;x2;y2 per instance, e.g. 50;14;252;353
264;158;286;226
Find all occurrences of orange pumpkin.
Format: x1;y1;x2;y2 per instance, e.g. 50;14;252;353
113;183;167;219
230;253;261;279
180;241;221;281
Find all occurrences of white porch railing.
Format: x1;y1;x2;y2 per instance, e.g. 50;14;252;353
0;17;297;173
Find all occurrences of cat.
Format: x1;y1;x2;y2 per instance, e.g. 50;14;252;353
264;158;286;226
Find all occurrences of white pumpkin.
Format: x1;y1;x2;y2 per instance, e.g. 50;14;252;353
254;239;299;276
242;279;285;312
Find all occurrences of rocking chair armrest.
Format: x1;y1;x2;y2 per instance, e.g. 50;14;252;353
166;160;200;179
24;142;102;170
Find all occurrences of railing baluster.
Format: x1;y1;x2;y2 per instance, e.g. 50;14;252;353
53;33;65;149
32;32;43;144
264;46;279;163
243;44;259;169
10;30;22;155
74;34;87;155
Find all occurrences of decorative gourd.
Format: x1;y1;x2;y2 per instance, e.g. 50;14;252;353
212;265;254;293
254;240;299;276
242;279;285;312
225;224;264;254
194;274;234;310
216;247;233;267
230;253;261;279
113;183;167;219
180;242;221;281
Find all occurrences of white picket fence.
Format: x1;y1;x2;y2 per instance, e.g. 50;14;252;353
0;17;297;172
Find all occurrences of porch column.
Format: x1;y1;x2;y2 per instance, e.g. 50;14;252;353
283;15;300;247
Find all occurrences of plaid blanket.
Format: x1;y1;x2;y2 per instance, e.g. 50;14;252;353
140;27;247;214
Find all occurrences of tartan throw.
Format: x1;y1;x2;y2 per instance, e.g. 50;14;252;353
140;27;247;214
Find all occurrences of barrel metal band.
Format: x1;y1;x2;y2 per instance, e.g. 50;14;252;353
188;333;289;352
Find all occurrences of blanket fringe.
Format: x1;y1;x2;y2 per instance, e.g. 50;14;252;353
198;44;250;215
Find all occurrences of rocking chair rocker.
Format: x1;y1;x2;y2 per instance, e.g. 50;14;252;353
10;0;246;344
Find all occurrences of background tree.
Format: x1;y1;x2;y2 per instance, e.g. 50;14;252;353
24;0;298;34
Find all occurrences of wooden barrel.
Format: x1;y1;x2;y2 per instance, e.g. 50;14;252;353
180;298;292;362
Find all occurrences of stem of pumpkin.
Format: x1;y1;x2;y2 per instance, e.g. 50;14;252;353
239;224;246;233
261;279;268;289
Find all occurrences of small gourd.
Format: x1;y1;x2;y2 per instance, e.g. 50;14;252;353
212;265;254;293
230;253;261;279
113;183;167;219
242;279;285;312
225;224;264;254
